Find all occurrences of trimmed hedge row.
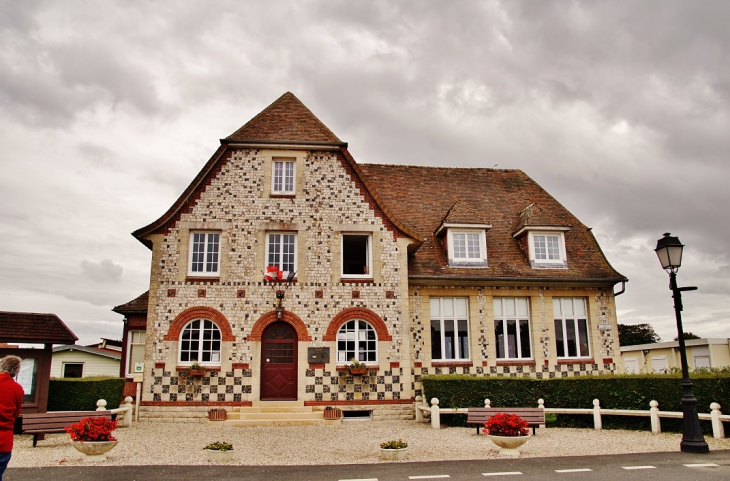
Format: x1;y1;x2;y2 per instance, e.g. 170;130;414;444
421;374;730;433
47;377;125;412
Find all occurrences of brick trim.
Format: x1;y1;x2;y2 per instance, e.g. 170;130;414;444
154;362;165;369
414;362;423;368
323;307;392;342
248;310;312;341
309;363;325;369
557;358;595;365
231;363;249;369
389;362;400;368
335;365;379;372
431;361;473;368
140;401;253;407
602;357;613;364
496;360;537;367
340;278;374;284
304;399;414;406
175;365;221;372
163;306;236;342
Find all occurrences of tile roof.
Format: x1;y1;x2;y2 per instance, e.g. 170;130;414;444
226;92;343;144
439;200;490;229
112;291;149;315
357;164;625;283
0;312;78;344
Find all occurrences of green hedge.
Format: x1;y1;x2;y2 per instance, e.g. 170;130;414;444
421;374;730;433
47;377;125;412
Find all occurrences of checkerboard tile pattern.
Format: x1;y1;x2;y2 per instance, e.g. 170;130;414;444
304;367;404;401
149;367;253;403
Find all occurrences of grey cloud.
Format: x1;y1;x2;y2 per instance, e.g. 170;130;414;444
81;259;123;284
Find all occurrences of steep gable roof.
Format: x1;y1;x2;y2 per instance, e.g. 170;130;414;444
0;311;78;344
440;200;490;227
226;92;343;144
357;164;625;283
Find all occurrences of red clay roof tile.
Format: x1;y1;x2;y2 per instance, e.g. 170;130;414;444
0;311;78;344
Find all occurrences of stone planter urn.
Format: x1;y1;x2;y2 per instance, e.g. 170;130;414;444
380;447;408;461
206;449;235;463
487;434;530;457
71;440;119;462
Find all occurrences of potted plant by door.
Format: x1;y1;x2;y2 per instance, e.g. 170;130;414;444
482;413;530;457
380;439;408;461
204;441;235;463
208;408;227;421
187;362;206;377
347;358;369;376
65;416;119;463
323;406;342;419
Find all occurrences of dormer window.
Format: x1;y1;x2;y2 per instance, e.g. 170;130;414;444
446;229;487;267
513;225;570;269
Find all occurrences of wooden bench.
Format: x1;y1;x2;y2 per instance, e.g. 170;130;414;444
14;411;117;447
466;407;545;435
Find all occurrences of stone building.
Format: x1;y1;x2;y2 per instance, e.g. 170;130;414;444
115;92;627;422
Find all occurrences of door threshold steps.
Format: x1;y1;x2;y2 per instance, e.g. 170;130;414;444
208;403;342;427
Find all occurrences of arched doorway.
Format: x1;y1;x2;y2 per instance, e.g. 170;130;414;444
260;321;298;400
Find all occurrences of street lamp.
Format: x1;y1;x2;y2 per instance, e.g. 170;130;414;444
654;233;709;453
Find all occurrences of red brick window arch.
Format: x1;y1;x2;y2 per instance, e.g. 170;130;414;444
164;306;236;343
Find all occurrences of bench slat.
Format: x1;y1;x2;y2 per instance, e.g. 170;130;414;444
17;411;115;447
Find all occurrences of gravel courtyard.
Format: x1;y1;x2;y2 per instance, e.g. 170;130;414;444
9;420;730;467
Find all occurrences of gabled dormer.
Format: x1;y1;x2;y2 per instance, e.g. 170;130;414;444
513;203;570;269
434;200;491;268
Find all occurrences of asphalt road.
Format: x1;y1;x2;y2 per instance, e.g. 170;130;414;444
5;450;730;481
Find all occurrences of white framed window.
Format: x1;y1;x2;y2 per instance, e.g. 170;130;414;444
266;233;297;277
447;229;487;266
430;297;470;360
336;319;378;364
272;159;295;194
179;319;221;365
528;231;566;265
624;357;640;374
651;356;669;373
188;232;220;276
341;234;372;278
125;330;146;377
494;298;532;359
553;298;590;358
694;356;711;369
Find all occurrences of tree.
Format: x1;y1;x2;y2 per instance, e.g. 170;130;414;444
618;323;661;346
674;332;701;341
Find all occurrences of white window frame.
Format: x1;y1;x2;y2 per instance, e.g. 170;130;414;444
125;330;146;377
651;355;669;374
62;362;84;378
528;231;566;265
178;319;222;365
341;234;372;278
447;229;487;265
623;357;639;374
493;298;533;360
553;297;591;359
272;159;295;194
265;232;297;276
336;319;378;364
429;297;471;361
188;231;221;277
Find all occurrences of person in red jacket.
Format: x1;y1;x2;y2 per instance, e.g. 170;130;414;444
0;355;24;481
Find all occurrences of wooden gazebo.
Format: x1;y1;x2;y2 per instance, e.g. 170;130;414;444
0;311;78;413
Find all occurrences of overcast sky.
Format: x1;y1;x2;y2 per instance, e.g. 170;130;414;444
1;1;728;346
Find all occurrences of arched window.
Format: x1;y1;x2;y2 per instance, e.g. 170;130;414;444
179;319;221;364
337;320;377;364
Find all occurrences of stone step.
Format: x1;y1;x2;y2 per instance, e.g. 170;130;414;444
230;406;314;414
211;418;341;428
228;411;324;420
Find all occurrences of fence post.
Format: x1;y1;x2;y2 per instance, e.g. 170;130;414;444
649;400;661;434
710;403;725;439
593;399;602;430
430;398;440;429
96;399;107;411
415;396;423;423
484;398;491;408
119;396;133;427
538;399;545;429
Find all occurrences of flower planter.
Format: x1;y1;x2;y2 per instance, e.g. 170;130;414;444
323;407;342;419
380;447;408;461
208;408;227;421
348;368;368;376
71;440;118;463
188;369;205;377
206;449;235;463
487;434;530;457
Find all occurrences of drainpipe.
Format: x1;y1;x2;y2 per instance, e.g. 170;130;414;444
613;281;626;296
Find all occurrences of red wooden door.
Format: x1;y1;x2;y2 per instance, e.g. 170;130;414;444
261;321;298;400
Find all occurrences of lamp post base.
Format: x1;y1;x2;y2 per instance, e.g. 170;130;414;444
680;440;710;454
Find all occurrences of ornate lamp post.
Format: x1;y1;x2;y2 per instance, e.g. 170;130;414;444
654;233;709;453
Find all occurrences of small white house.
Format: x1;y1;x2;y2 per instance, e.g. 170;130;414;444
51;345;121;378
620;338;730;374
